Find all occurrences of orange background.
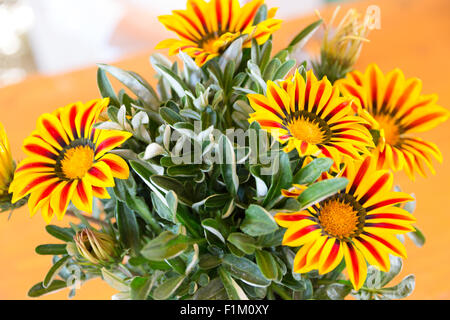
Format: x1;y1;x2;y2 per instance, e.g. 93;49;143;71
0;0;449;299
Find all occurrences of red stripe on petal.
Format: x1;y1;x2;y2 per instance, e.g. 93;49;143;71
362;232;403;256
366;213;413;221
276;214;312;222
25;144;58;160
366;197;412;212
95;136;126;155
365;222;411;232
77;182;88;204
324;101;350;121
269;85;286;112
359;172;390;204
311;81;326;113
403;112;447;131
16;162;53;172
257;120;284;129
102;158;126;175
285;225;319;243
88;166;108;181
347;243;360;285
349;156;371;195
322;240;340;271
43;119;66;147
20;175;56;196
357;237;387;270
59;183;73;212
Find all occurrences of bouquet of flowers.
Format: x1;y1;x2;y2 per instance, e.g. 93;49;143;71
1;0;448;300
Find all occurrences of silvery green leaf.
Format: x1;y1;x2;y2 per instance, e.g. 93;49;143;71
380;256;403;287
218;267;249;300
219;37;243;72
241;204;278;237
247;60;267;92
101;268;129;292
185;244;199;275
273;59;296;81
407;227;425;247
163;125;171;149
150;52;172;69
153;63;188;98
403;194;416;214
263;58;281;81
379;275;415;299
131;111;149;130
112;291;131;300
95;121;123;130
143;143;165;160
218;135;239;196
152;275;186;300
233;100;254;114
97;64;159;107
287;19;322;52
117;105;132;131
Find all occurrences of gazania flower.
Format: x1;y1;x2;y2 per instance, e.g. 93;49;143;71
9;99;132;223
0;122;14;202
275;156;416;290
337;64;450;179
247;70;374;168
155;0;282;66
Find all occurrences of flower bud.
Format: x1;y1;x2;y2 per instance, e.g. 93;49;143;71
313;6;375;83
74;228;118;265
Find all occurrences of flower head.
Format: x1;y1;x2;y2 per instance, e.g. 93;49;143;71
337;63;450;179
0;122;14;205
156;0;282;66
74;228;118;265
275;156;416;290
9;99;132;223
247;70;374;168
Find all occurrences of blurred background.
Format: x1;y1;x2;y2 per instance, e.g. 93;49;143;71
0;0;339;87
1;0;449;300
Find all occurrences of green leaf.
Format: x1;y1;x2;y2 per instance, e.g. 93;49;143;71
115;201;140;253
141;231;194;261
202;218;226;243
297;178;348;210
241;204;279;237
227;233;257;255
293;157;333;185
380;275;415;299
28;280;67;298
97;64;159;106
407;227;425;248
97;68;120;107
45;225;75;242
255;250;278;281
35;244;67;255
43;256;71;288
222;254;271;287
262;152;293;208
130;276;153;300
287;19;323;51
153;63;188;98
150;175;193;206
218;267;249;300
199;254;222;270
125;194;160;231
160;107;184;125
193;278;227;300
272;59;296;81
151;192;174;222
379;256;403;287
101;268;129;292
263;58;281;81
218;135;239;196
153;275;186;300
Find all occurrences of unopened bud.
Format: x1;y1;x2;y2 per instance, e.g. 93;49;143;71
74;228;118;265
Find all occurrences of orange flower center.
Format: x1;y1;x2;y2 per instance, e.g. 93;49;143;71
319;199;359;239
288;118;324;145
374;114;401;146
60;145;94;180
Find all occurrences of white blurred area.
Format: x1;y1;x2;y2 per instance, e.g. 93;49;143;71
0;0;324;86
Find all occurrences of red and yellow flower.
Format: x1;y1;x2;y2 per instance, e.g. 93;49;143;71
247;70;374;168
155;0;282;66
9;98;132;223
337;64;449;179
275;156;416;290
